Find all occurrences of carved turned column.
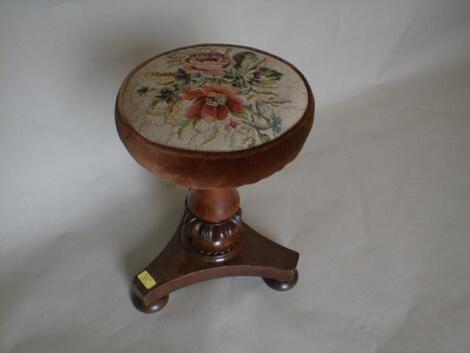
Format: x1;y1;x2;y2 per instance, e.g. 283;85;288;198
182;188;243;261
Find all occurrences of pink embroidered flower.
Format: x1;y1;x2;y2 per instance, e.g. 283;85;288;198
228;120;239;129
184;85;244;122
183;52;234;77
224;118;242;132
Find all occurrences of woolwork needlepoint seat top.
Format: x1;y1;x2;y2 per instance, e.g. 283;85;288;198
116;44;314;189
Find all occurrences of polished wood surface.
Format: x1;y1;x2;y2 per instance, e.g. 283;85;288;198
180;204;243;261
187;188;240;223
131;201;299;313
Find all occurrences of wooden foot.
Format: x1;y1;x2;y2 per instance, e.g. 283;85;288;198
263;269;299;291
131;292;169;313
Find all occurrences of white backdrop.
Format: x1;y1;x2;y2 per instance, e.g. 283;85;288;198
1;1;470;352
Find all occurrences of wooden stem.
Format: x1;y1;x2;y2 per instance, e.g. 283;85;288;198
187;188;240;223
183;188;243;260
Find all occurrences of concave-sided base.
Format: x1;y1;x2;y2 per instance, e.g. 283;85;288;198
130;211;299;313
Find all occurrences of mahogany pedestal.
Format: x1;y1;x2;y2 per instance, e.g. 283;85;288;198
130;189;299;313
116;44;314;313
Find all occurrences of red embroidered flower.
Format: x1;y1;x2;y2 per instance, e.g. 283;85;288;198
184;85;244;122
183;52;234;77
228;121;239;129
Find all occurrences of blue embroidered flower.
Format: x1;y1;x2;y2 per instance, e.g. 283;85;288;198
175;68;202;85
156;87;179;103
137;86;149;96
272;112;282;135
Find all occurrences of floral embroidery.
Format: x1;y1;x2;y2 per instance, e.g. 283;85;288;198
125;46;307;151
184;84;244;122
182;52;234;77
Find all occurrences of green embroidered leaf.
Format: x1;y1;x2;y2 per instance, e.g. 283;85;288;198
226;121;257;148
167;101;183;122
203;125;219;144
233;51;258;71
244;136;256;147
146;100;167;116
255;67;283;86
224;68;240;80
192;118;203;133
251;119;271;130
223;68;246;88
144;72;176;85
259;133;271;143
177;118;192;138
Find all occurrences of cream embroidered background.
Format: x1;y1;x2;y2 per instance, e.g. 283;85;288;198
122;45;308;151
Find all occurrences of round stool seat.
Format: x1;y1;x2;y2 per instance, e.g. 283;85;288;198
116;44;314;188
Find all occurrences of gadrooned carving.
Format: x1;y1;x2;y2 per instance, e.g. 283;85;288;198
180;209;243;259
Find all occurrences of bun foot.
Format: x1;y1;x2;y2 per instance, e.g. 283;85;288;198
263;269;299;291
131;292;169;313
